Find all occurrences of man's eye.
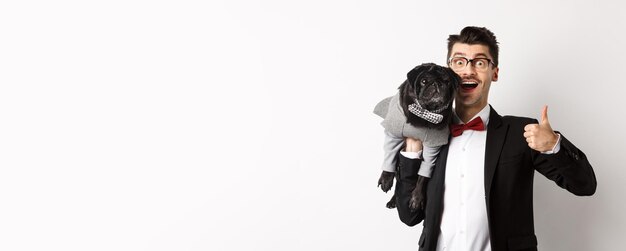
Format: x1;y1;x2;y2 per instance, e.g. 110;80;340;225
476;60;485;67
455;60;464;66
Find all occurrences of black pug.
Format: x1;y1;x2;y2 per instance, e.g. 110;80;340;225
374;63;460;211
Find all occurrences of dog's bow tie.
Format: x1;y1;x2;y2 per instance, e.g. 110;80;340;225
450;117;485;137
407;99;447;124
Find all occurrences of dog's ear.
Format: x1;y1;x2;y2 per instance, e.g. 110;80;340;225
407;63;436;86
444;66;462;90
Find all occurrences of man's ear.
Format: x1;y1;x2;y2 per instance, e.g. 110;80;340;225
492;67;499;82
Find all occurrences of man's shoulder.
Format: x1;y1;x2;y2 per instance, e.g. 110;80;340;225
489;106;537;127
500;115;538;126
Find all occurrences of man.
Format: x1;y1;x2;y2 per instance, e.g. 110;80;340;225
393;27;597;251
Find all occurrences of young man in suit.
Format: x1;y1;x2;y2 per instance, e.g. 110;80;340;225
393;26;597;251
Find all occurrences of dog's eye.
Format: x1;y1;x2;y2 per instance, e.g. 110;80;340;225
420;79;427;85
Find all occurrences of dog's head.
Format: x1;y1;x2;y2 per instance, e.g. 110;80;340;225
398;63;460;129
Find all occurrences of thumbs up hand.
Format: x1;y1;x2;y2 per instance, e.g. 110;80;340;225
523;105;560;152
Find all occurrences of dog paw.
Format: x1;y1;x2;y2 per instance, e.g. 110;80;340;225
409;175;428;212
379;181;392;193
378;171;394;192
386;196;397;209
409;194;425;212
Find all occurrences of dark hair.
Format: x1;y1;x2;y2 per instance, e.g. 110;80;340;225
447;26;499;67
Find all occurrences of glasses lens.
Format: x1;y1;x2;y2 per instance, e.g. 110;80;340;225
473;58;490;70
450;57;467;70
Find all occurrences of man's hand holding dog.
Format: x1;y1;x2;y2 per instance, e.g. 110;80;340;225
523;105;559;152
404;137;423;153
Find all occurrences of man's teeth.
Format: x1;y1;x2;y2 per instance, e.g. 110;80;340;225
461;82;478;90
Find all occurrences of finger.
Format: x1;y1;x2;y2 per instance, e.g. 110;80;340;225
526;137;533;143
524;124;539;132
541;105;550;125
523;131;533;138
524;124;535;132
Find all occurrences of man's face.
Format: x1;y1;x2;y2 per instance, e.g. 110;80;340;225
448;43;499;110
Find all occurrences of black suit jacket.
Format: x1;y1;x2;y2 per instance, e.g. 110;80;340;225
394;106;597;251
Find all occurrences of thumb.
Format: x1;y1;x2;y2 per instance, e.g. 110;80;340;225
540;105;550;125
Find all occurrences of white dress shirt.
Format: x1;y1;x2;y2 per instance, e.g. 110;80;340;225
436;105;492;251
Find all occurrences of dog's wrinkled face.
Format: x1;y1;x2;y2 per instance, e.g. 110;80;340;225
399;63;461;128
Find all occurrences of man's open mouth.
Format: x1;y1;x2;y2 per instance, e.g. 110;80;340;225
461;81;478;90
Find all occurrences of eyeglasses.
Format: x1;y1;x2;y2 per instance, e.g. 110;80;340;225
448;57;495;71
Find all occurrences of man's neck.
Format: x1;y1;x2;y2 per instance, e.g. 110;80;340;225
455;104;488;124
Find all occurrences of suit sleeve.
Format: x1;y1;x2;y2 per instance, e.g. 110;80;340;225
394;153;425;226
532;133;597;196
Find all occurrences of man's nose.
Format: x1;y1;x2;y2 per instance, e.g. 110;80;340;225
458;64;477;77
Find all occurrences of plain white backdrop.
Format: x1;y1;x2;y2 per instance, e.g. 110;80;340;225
0;0;624;250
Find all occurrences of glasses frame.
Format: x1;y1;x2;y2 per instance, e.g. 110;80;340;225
447;56;496;71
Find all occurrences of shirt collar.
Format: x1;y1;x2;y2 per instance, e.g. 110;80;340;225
452;104;491;126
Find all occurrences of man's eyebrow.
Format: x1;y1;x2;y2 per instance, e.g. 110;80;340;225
452;52;491;59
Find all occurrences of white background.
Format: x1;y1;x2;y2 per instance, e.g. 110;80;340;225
0;0;624;250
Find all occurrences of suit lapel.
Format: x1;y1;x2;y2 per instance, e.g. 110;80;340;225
430;142;449;211
424;140;449;250
484;106;508;210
